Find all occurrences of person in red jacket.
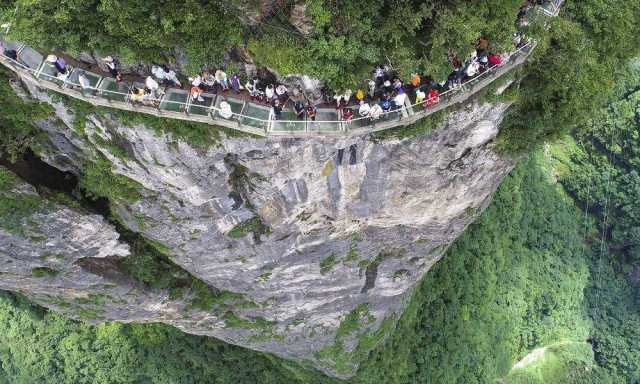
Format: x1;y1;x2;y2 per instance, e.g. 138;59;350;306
425;88;440;108
488;54;503;66
342;108;353;123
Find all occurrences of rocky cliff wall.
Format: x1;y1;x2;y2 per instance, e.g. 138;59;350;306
0;78;515;378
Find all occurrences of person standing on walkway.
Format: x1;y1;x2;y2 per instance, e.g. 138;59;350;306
294;100;305;119
230;73;241;93
306;103;317;121
78;71;91;88
265;84;275;103
103;56;123;82
215;68;229;90
272;99;282;119
246;77;260;101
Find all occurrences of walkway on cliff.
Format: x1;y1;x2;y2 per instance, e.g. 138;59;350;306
0;0;562;138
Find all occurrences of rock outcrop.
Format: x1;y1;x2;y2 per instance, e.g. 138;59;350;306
0;77;515;378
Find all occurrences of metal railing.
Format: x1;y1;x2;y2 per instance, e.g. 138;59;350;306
538;0;563;17
0;40;535;138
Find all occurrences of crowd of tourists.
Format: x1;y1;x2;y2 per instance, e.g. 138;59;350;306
1;9;532;124
103;32;518;122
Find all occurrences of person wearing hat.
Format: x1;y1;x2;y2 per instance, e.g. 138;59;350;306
219;101;233;119
47;54;67;75
215;68;229;91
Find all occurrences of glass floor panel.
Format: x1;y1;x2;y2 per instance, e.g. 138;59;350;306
68;68;101;87
347;116;372;130
241;102;270;130
214;96;245;121
18;46;43;70
99;78;130;102
378;109;402;122
271;109;306;132
307;108;340;132
160;89;188;112
37;62;64;86
188;93;215;116
1;40;23;52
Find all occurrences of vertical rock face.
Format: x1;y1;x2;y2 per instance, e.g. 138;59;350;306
0;80;515;377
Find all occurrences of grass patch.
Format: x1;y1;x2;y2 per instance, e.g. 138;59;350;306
0;167;19;191
320;254;337;274
78;154;142;203
0;169;47;235
228;216;271;241
53;93;257;147
335;304;373;339
118;236;258;313
343;237;360;263
31;267;59;278
91;133;129;159
369;110;446;142
504;342;596;384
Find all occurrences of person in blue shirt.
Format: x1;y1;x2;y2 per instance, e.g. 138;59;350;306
380;99;391;112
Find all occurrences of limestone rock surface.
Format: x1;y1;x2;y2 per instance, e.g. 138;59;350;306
0;79;515;378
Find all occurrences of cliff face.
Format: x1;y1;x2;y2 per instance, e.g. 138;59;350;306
0;80;515;378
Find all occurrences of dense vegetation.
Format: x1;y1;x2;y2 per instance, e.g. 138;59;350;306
0;1;640;383
1;0;524;86
3;140;638;383
497;0;640;152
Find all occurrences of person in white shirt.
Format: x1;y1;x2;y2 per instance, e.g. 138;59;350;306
394;91;407;109
370;103;383;120
145;76;160;99
465;60;480;78
151;65;166;82
78;72;91;91
358;101;371;117
265;84;275;101
164;69;181;87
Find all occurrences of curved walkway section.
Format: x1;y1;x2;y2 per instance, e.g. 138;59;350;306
0;41;535;138
1;0;564;139
0;2;562;138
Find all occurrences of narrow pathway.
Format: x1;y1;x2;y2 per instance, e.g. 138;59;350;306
0;1;561;138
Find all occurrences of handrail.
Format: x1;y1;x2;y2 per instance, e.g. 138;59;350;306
2;40;533;126
0;40;535;138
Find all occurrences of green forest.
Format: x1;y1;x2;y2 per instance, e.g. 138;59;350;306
1;61;639;382
1;0;640;383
